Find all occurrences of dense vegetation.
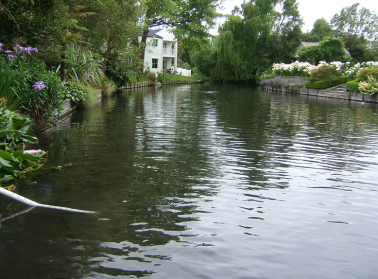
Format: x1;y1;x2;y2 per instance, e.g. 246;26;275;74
1;0;378;186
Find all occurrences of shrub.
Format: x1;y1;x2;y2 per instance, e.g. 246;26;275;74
82;85;100;108
356;68;378;82
359;76;378;95
306;80;331;89
306;75;348;89
261;76;307;87
157;73;164;83
148;73;155;85
346;79;360;92
62;81;87;106
0;99;45;185
0;59;23;111
101;79;117;97
1;44;64;123
272;61;314;77
60;44;105;86
308;64;340;83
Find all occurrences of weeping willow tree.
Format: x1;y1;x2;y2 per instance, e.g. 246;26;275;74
212;0;301;83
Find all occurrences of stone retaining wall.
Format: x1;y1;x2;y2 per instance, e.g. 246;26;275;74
262;85;377;104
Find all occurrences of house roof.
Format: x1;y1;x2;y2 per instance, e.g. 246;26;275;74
293;42;320;58
147;29;163;39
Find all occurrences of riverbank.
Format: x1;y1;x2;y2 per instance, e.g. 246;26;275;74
262;83;377;104
30;80;205;134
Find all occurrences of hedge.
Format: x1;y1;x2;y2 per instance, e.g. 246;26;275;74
306;75;348;89
346;79;360;93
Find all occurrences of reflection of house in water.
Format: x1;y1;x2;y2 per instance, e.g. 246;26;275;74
140;28;191;77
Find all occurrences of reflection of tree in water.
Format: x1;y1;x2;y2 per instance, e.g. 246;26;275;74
3;85;378;278
213;86;378;190
0;85;224;278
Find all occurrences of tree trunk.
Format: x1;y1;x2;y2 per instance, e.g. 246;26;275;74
60;43;66;82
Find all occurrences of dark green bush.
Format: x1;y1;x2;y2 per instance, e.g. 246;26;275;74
62;81;87;106
346;79;360;92
306;76;348;89
306;80;330;89
308;64;339;83
356;68;378;82
4;50;63;123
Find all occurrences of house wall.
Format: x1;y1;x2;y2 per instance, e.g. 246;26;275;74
142;29;184;76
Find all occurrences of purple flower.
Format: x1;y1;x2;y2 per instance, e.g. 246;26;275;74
7;54;17;61
15;45;26;53
0;43;3;52
4;50;13;54
33;81;45;91
84;71;90;81
26;46;37;54
1;69;4;72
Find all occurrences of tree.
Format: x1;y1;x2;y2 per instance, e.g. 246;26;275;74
212;0;302;82
299;37;346;63
311;18;333;41
83;0;143;72
190;42;216;77
137;0;220;62
331;3;378;62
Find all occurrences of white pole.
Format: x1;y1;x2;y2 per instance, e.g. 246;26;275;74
0;187;96;214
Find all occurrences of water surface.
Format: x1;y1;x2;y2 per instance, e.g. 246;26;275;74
1;84;378;279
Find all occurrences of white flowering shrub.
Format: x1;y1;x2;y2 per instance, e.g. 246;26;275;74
359;76;378;95
344;61;378;80
271;61;378;80
272;61;315;77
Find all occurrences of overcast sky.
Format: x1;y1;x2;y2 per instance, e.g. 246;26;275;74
211;0;377;34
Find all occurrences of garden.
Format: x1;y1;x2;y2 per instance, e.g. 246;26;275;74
260;60;378;95
0;41;152;189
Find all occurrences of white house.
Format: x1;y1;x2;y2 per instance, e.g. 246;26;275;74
141;28;191;77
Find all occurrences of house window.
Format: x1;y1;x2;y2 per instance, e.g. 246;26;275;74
152;59;158;69
152;39;158;47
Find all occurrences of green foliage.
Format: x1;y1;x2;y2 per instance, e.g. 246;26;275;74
0;59;23;111
82;85;100;108
331;3;378;42
212;0;302;83
359;76;378;95
320;37;347;62
105;50;142;88
1;49;64;123
306;75;348;89
157;73;164;83
308;64;339;83
0;100;45;185
356;68;378;82
160;74;197;82
101;80;118;97
299;45;322;64
346;79;360;92
59;44;105;86
62;81;87;106
190;46;216;77
311;18;333;41
299;37;346;63
331;3;378;63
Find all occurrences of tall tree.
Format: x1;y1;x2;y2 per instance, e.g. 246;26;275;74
311;18;333;41
331;3;378;61
83;0;143;72
212;0;302;82
299;37;346;63
137;0;220;61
